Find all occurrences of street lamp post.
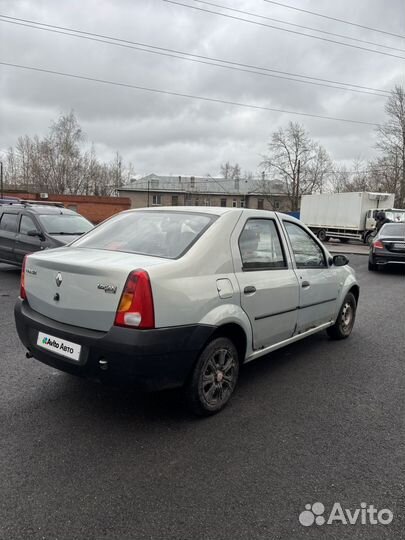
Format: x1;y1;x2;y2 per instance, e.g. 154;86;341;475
0;161;3;199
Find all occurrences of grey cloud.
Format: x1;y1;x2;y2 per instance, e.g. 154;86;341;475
0;0;403;176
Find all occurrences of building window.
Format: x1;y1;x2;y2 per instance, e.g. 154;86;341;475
257;198;264;210
274;201;280;209
220;198;227;207
240;199;245;208
172;195;179;206
152;194;161;206
232;199;237;208
190;176;195;188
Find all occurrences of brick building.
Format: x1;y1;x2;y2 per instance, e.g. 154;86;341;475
4;190;131;223
118;174;291;211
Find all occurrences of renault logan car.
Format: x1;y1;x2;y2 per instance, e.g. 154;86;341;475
15;207;359;415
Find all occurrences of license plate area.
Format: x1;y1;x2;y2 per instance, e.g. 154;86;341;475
37;331;82;362
393;243;405;251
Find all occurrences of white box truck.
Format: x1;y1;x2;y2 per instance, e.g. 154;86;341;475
300;192;404;244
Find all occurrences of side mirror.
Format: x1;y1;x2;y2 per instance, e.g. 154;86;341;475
27;229;45;240
333;254;349;266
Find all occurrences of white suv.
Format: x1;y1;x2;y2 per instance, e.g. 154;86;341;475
15;207;359;415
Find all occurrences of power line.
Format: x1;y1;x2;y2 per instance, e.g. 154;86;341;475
163;0;405;60
0;61;380;126
262;0;405;41
0;17;388;98
187;0;405;53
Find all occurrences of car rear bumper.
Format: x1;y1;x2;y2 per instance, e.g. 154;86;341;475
370;251;405;266
14;299;215;390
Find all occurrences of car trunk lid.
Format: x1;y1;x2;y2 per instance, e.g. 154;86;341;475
24;247;169;331
381;237;405;252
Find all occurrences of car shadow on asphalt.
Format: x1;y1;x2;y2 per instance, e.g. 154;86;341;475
35;331;329;425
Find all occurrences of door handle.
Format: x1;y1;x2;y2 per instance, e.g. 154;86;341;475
244;286;256;294
301;280;311;288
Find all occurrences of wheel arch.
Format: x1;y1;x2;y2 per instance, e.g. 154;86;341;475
348;284;360;305
209;323;248;364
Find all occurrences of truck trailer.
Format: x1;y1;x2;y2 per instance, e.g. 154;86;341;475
300;192;404;244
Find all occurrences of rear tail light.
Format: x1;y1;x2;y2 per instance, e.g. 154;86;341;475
114;270;155;329
373;240;384;250
20;255;27;300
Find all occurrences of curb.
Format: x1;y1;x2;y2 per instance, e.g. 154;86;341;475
329;250;368;256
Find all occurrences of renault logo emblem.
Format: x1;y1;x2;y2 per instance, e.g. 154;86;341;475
55;272;63;287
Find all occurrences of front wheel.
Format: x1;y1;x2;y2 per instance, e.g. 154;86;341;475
327;292;357;340
184;337;239;416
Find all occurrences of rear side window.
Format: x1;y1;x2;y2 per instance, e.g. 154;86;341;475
72;211;216;259
284;221;326;268
19;215;38;235
239;219;286;270
0;213;19;233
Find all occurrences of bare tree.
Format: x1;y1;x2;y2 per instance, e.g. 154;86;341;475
327;164;350;193
220;162;241;180
375;85;405;206
4;111;133;196
260;122;332;210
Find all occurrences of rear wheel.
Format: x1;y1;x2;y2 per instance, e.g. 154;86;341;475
184;337;239;416
327;292;357;340
317;229;327;242
368;260;378;271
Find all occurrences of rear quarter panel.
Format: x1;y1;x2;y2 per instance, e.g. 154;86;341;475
148;212;252;341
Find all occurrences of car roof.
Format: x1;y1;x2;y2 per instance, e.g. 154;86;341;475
0;203;77;216
128;206;238;216
126;206;290;218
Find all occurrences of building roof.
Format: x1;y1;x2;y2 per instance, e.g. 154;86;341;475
118;173;286;196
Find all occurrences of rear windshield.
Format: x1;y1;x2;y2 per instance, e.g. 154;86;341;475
71;211;216;259
38;214;93;235
380;223;405;237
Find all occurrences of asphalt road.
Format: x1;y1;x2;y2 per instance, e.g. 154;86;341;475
0;257;404;540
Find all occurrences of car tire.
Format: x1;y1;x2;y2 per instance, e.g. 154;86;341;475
327;292;357;340
368;260;378;271
317;229;327;242
184;337;239;416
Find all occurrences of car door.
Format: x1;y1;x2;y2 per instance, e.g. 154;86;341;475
282;219;341;333
0;212;20;263
233;216;299;350
14;214;45;264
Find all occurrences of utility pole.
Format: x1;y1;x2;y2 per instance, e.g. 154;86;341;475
295;159;301;211
0;161;3;199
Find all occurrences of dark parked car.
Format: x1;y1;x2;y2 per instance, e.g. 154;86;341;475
368;222;405;271
0;202;93;267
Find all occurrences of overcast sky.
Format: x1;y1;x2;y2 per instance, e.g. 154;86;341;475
0;0;404;177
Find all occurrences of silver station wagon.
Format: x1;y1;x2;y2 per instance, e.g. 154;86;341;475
15;207;359;415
